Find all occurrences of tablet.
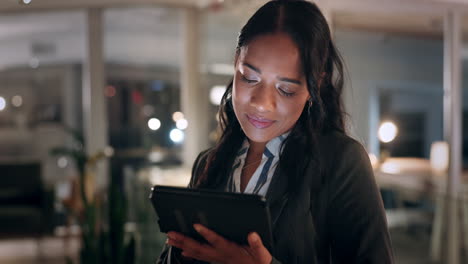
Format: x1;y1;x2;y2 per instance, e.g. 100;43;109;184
149;185;273;251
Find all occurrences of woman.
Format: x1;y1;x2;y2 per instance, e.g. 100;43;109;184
158;0;394;263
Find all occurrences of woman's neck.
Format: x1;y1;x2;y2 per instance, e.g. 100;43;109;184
248;140;267;156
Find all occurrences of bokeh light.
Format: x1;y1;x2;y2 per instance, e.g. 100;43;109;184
148;118;161;131
57;157;68;168
172;111;184;122
12;95;23;107
170;129;184;143
378;121;398;143
105;85;116;97
210;85;226;105
176;118;188;130
0;97;6;111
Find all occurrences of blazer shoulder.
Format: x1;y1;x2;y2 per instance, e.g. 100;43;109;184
318;131;367;154
316;131;370;175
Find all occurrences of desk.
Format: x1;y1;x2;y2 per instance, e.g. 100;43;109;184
373;158;468;262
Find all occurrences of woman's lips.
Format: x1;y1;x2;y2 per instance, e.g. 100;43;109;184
246;114;275;129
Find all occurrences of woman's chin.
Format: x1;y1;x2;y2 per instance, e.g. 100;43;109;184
243;131;274;144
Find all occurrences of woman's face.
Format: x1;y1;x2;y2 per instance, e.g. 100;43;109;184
232;33;310;143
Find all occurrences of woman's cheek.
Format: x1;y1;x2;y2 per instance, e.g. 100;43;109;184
233;84;249;106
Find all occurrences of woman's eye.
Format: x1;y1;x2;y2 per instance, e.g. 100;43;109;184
241;75;258;84
278;87;295;97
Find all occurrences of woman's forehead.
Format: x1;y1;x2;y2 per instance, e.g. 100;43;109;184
237;33;303;78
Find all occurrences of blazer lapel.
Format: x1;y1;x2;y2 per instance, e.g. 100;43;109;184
265;167;289;231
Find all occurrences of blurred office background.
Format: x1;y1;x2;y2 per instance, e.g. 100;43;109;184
0;0;467;263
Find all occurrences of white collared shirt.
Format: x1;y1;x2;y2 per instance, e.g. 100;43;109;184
226;133;289;196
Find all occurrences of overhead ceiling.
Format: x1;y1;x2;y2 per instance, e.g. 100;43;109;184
0;0;210;11
334;12;445;39
2;0;468;70
3;0;468;38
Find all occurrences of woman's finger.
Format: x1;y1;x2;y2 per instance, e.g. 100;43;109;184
247;232;272;263
180;244;221;263
167;231;220;262
193;224;229;248
167;231;185;242
167;231;205;252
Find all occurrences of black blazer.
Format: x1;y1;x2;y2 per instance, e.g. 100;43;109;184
157;132;394;264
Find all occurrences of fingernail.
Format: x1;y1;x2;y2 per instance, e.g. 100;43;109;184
250;232;259;242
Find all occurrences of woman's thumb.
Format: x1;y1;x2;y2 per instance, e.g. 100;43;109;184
247;232;272;263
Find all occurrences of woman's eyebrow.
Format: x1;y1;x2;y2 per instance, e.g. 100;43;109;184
243;62;261;73
278;77;301;85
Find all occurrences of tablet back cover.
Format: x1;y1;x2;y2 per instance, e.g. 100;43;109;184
150;185;273;251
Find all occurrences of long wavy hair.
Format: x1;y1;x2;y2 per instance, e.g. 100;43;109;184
195;0;346;192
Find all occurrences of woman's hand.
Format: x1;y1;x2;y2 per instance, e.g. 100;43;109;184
167;224;272;264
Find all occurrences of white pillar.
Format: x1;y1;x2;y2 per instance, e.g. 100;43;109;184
83;9;108;186
180;8;209;168
443;10;462;264
63;65;78;130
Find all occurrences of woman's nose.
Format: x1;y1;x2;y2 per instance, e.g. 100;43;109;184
250;84;275;112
